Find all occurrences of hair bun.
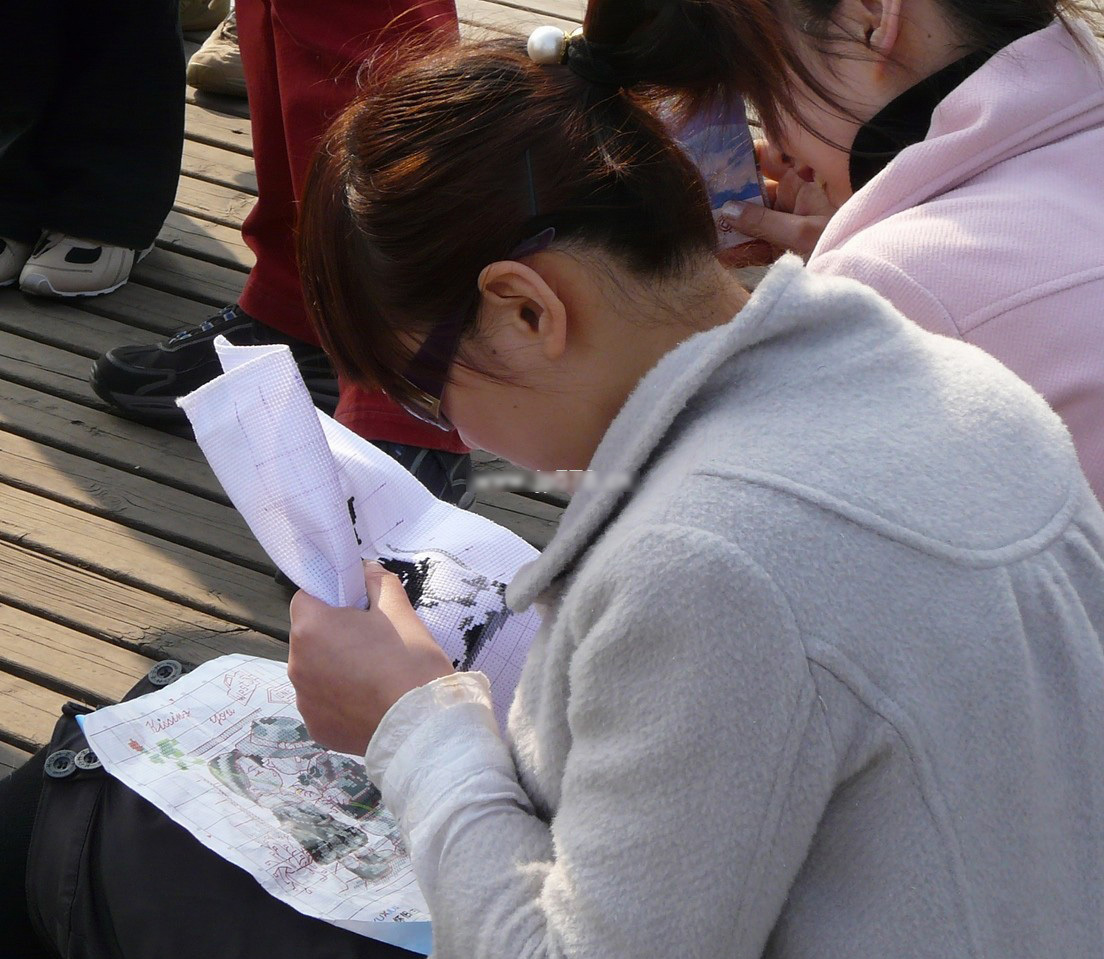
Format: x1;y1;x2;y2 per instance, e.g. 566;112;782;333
565;36;625;89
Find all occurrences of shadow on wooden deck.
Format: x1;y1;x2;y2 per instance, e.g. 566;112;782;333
0;0;582;769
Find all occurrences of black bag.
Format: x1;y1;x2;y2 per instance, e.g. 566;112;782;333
25;665;417;959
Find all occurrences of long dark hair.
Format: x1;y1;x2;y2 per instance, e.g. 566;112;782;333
582;0;1090;139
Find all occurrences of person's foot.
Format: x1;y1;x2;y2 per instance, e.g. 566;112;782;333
179;0;230;33
374;442;475;508
0;237;34;287
18;233;151;298
90;304;339;422
187;9;246;98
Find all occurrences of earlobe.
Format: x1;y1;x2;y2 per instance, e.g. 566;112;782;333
864;0;901;54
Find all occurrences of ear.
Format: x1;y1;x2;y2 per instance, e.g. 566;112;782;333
861;0;901;54
476;259;568;363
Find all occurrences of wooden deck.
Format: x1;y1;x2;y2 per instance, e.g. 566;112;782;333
0;0;582;773
2;1;1101;775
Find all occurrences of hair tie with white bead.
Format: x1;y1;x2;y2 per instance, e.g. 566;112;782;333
526;24;573;65
526;25;624;91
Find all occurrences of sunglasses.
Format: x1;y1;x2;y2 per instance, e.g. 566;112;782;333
393;227;557;431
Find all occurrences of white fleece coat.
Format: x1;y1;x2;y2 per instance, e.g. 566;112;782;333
366;257;1104;958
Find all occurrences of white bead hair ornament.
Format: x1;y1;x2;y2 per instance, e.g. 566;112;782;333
527;25;568;65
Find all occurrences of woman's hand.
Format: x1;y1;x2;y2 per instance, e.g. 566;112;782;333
288;562;455;755
718;141;838;266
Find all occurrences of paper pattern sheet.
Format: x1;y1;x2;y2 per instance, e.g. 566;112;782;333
81;339;548;952
81;656;433;955
178;337;543;725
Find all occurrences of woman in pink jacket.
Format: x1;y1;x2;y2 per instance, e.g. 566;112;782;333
725;0;1104;502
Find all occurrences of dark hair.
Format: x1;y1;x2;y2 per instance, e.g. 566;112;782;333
583;0;1089;140
299;0;1089;402
298;38;732;407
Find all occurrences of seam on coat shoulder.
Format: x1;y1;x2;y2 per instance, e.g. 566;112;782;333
811;248;962;338
804;640;984;959
697;466;1081;567
962;262;1104;332
600;522;838;949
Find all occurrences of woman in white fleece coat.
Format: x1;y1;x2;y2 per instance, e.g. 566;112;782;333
288;3;1104;957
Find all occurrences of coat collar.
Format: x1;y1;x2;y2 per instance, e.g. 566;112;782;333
506;255;807;611
814;19;1104;256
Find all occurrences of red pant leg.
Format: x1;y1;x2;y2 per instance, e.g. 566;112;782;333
237;0;465;451
235;0;300;340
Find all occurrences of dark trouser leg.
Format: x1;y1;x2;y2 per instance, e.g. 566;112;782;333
0;750;57;959
236;0;467;450
33;0;185;249
0;0;61;242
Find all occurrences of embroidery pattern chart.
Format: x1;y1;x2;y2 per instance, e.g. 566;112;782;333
178;339;544;723
82;656;432;954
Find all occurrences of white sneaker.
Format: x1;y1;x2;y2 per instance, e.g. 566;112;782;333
0;237;34;287
19;232;153;298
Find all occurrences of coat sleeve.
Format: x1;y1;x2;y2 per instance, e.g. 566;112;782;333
365;524;837;959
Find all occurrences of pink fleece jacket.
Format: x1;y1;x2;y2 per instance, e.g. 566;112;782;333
809;19;1104;502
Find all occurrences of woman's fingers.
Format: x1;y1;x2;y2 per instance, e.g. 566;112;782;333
721;201;830;259
288;580;452;754
721;167;837;259
774;168;807;215
362;560;388;609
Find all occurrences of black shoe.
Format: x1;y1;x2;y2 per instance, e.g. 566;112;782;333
90;304;338;422
373;442;474;509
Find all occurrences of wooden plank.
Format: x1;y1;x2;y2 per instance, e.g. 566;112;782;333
0;282;211;349
175;174;255;231
0;292;164;359
0;604;157;707
0;484;290;638
458;0;579;34
0;327;563;549
0;739;33;775
0;326;165;430
0;539;288;665
181;138;258;195
0;326;97;409
185;100;253;156
132;245;247;306
471;494;560;548
73;281;219;338
0;375;223;502
471;451;571;507
468;0;583;26
0;430;271;571
186;85;251;121
159;209;254;273
459;18;519;40
0;671;71;753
